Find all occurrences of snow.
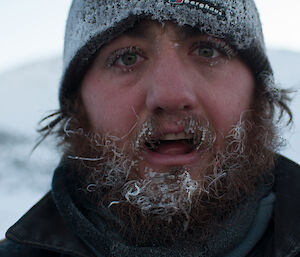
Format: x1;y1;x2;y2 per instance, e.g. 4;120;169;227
0;50;300;239
0;57;61;238
268;50;300;163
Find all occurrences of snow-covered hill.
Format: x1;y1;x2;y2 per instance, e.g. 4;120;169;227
0;57;61;237
268;50;300;163
0;50;300;238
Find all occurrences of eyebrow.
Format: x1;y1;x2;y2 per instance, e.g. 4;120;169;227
124;24;157;41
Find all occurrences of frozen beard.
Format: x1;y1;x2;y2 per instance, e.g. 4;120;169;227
65;111;278;246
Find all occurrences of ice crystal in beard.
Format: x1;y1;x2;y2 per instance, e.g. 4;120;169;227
200;115;250;193
69;132;139;190
122;168;198;226
208;116;248;178
78;115;216;217
91;134;139;188
65;109;279;245
225;114;248;156
108;115;218;227
134;115;216;154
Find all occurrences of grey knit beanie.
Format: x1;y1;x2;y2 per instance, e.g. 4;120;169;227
60;0;278;112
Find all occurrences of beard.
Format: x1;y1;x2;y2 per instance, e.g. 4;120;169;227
62;107;280;246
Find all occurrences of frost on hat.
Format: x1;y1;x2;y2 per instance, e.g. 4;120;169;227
59;0;277;112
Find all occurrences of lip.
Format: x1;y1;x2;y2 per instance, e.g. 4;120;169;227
141;125;202;167
143;147;199;166
152;125;186;137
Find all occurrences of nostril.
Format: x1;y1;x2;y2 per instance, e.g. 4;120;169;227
152;104;191;115
153;106;164;116
179;103;191;111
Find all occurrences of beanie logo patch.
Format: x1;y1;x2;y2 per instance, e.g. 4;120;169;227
169;0;184;3
168;0;224;18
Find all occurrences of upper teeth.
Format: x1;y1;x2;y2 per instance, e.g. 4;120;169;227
160;132;193;141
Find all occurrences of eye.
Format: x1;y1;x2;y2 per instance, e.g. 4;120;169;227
196;46;220;58
118;53;138;66
106;46;145;69
191;38;236;61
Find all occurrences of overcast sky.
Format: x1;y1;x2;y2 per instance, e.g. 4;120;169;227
0;0;300;73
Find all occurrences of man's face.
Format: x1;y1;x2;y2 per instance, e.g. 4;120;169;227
80;21;255;180
72;21;277;244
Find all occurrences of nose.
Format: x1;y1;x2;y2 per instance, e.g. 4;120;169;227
145;50;197;114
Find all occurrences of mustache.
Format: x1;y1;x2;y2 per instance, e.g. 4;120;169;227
64;111;217;154
65;112;217;187
131;113;217;155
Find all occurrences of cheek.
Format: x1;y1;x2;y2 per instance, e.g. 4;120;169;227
198;64;255;135
80;71;145;136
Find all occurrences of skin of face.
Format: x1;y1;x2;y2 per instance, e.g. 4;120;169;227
80;21;255;180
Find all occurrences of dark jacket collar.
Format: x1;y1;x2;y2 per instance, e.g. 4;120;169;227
6;192;95;257
272;156;300;256
5;155;300;257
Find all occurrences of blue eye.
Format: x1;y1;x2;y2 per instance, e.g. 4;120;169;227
106;46;145;68
119;53;138;66
191;37;236;60
197;46;219;58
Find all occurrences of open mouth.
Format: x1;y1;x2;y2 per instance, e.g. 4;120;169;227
144;131;204;155
133;118;215;166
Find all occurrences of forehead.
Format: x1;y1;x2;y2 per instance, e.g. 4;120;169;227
117;20;208;42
